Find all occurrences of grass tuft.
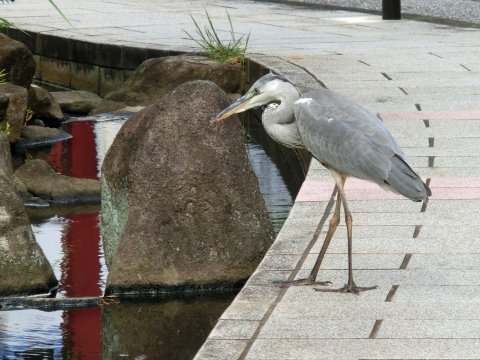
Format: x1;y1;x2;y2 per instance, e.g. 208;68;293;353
183;9;249;64
0;69;7;84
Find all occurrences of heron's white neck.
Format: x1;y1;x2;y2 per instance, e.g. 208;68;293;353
261;83;304;149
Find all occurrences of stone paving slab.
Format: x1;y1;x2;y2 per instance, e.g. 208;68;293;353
272;300;480;320
245;339;480;360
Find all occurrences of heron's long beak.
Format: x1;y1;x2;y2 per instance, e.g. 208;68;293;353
211;92;256;124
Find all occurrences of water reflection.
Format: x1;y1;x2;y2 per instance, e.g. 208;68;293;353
102;295;235;359
0;308;70;358
246;138;293;233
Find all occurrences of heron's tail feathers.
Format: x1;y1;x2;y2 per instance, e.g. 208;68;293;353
384;154;431;202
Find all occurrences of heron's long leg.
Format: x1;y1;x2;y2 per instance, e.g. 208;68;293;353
276;185;342;288
316;174;377;294
307;185;342;281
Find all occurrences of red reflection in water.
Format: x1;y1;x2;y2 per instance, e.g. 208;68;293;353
47;120;102;358
48;121;98;180
60;212;102;297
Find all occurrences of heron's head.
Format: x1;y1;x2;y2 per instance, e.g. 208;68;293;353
211;73;296;123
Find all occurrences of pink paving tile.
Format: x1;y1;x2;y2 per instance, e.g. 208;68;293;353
379;111;480;121
296;178;480;202
430;177;480;188
430;187;480;200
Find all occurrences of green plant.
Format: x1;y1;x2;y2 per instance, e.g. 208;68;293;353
46;0;72;26
0;17;15;29
24;107;33;124
0;121;11;137
183;10;249;64
0;69;7;84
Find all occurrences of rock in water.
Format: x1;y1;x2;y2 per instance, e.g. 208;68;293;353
51;90;102;114
102;80;274;295
14;159;100;204
90;55;242;114
0;134;57;296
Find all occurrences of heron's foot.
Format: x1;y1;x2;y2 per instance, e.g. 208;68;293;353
314;281;377;295
273;278;332;288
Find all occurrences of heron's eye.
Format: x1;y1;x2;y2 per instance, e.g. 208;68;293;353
253;87;260;94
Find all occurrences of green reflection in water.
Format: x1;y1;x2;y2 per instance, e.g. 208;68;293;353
102;294;236;359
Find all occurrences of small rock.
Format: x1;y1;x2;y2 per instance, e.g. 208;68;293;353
89;99;127;115
28;85;64;121
15;159;100;204
15;125;72;150
0;83;28;142
51;90;102;114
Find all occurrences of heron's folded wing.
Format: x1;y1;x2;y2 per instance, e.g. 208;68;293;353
294;92;399;182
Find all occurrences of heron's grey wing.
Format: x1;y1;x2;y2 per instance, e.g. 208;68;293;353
294;90;428;200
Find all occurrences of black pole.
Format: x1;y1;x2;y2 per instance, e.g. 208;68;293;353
382;0;401;20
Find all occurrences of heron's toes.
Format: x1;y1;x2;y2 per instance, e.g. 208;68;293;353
315;282;377;294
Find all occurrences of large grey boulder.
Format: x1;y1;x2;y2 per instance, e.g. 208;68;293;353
0;33;35;88
0;83;28;142
102;80;274;294
90;55;243;114
0;134;57;296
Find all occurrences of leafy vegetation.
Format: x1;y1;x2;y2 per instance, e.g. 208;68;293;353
46;0;72;26
0;121;11;137
24;107;33;124
0;69;7;84
184;10;249;64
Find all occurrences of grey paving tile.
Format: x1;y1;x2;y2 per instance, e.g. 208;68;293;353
303;253;406;270
393;285;480;303
435;156;480;167
272;300;480;320
209;319;260;340
259;317;375;339
420;224;480;239
245;338;480;359
220;300;273;321
194;339;247;360
408;254;480;270
257;254;302;271
248;270;292;286
325;236;480;254
379;319;480;339
235;285;281;303
317;225;417;239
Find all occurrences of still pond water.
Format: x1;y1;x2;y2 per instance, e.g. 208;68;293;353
0;115;294;359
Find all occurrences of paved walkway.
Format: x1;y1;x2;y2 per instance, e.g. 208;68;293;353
3;1;480;359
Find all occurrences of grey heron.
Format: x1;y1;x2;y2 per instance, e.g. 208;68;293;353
211;73;431;294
